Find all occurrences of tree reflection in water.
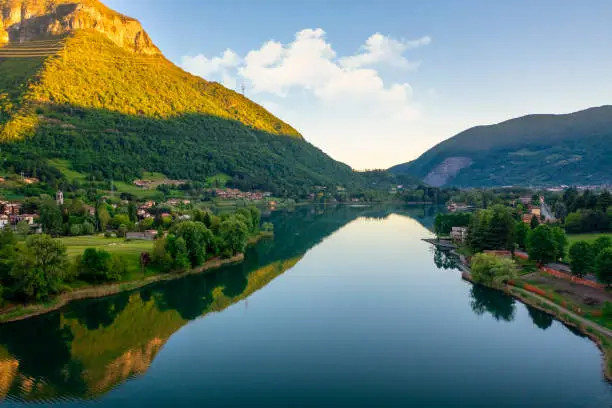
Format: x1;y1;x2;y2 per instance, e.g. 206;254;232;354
433;248;459;270
526;306;553;330
469;284;516;322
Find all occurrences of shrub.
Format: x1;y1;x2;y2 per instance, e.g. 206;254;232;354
470;253;517;285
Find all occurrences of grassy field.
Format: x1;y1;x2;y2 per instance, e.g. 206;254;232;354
568;233;612;245
49;159;89;183
58;235;155;280
206;173;231;187
58;235;153;257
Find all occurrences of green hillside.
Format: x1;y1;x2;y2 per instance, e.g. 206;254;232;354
0;0;361;195
390;106;612;187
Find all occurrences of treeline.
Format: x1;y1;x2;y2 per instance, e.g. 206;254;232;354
569;237;612;284
434;213;471;235
0;206;268;305
550;188;612;233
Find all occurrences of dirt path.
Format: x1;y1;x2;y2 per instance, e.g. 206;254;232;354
512;286;612;338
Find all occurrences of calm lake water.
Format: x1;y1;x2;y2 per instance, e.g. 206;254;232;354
1;205;611;407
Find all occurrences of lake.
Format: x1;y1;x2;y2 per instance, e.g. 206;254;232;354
1;205;611;407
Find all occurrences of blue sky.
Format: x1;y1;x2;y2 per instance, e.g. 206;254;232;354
104;0;612;169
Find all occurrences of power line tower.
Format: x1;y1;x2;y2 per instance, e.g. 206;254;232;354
240;79;247;96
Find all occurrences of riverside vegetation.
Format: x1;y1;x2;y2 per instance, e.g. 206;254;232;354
0;204;269;321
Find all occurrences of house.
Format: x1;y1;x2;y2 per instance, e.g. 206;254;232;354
518;196;532;205
83;205;96;216
0;215;9;229
450;226;469;243
56;191;64;206
15;214;36;225
126;230;158;241
530;207;541;217
4;203;21;216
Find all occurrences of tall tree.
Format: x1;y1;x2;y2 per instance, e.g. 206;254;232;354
11;235;68;300
596;248;612;286
514;222;530;250
569;241;594;278
527;225;557;265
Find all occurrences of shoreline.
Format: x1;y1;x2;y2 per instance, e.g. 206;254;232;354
0;231;273;324
461;271;612;381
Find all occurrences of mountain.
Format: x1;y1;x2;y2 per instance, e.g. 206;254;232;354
390;106;612;187
0;0;360;195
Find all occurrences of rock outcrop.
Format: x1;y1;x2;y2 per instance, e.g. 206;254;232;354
0;0;159;54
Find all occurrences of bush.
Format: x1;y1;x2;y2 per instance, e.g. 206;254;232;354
104;231;112;238
262;222;274;232
470;253;517;285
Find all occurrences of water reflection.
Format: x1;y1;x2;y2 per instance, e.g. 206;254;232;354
433;248;459;270
469;284;516;322
0;204;430;403
527;306;553;331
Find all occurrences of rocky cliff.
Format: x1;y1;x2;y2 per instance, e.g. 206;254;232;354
0;0;159;54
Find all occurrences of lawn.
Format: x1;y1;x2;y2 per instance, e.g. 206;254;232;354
58;235;155;280
112;180;164;200
568;233;612;245
58;235;153;257
49;159;89;182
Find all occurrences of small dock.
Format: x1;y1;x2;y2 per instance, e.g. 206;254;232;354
421;238;457;250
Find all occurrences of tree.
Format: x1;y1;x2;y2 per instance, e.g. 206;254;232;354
550;227;568;262
592;236;612;257
262;222;274;232
39;200;63;236
514;222;530;250
552;201;568;221
569;241;594;278
112;214;131;229
599;190;612;213
11;235;68;300
79;248;113;282
470;253;517;285
128;203;137;223
595;248;612;286
97;205;111;231
15;220;30;239
248;206;262;232
236;208;254;233
530;215;540;229
487;205;515;251
219;217;249;256
170;221;213;267
167;236;190;270
564;211;583;233
527;225;557;265
152;237;173;271
117;224;128;238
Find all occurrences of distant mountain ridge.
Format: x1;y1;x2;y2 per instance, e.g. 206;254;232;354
0;0;372;195
390;106;612;187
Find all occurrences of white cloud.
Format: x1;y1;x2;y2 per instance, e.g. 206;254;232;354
179;29;431;169
339;33;430;70
181;49;241;88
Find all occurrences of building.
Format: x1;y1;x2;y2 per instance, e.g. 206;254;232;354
56;191;64;206
450;226;469;243
83;205;96;216
15;214;36;225
126;230;158;240
0;215;9;229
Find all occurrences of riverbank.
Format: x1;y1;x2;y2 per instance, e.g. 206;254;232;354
0;232;273;324
461;270;612;381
